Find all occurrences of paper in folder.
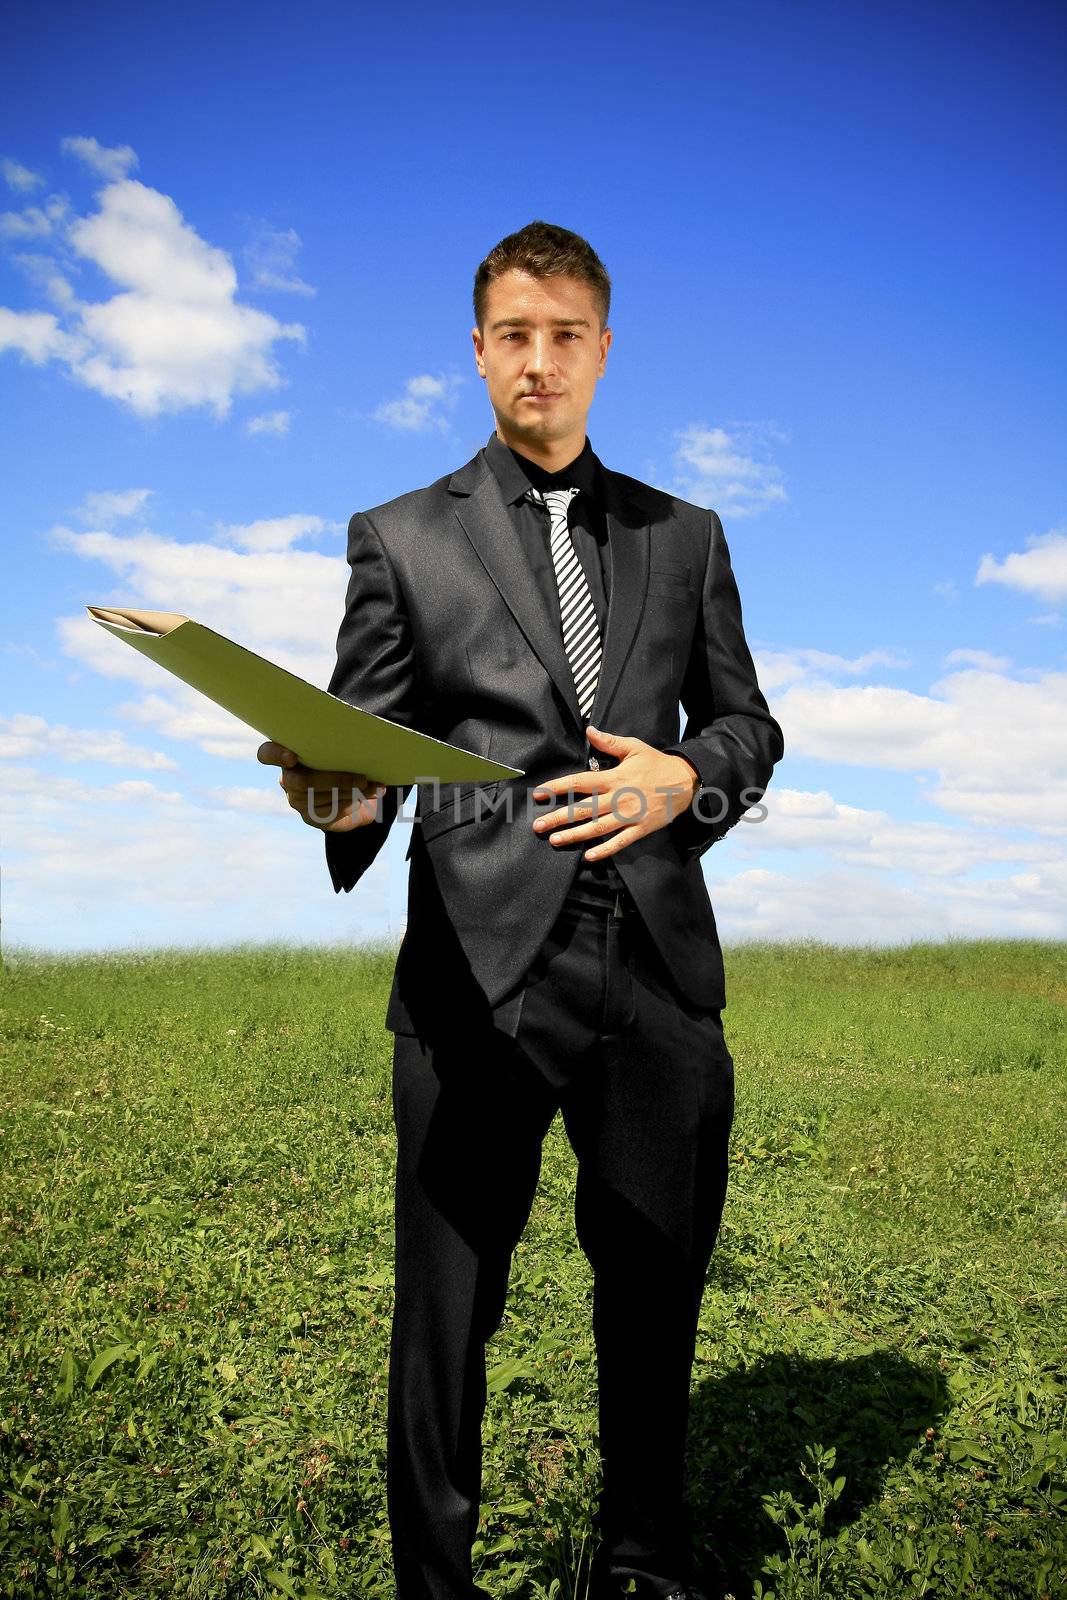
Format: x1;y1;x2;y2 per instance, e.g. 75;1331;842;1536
87;606;523;785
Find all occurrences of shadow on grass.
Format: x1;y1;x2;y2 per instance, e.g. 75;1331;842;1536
686;1350;949;1597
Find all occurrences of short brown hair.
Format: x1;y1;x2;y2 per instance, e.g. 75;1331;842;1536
473;221;612;331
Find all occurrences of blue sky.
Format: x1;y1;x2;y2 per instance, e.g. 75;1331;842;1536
2;0;1065;955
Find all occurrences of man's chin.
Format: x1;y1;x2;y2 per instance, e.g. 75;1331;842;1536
504;411;570;443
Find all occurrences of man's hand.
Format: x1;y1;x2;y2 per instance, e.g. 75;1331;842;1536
530;723;700;861
257;741;386;833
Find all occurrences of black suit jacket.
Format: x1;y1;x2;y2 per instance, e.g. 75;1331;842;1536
324;441;784;1033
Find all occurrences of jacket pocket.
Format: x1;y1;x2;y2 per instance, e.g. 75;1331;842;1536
418;781;501;843
647;562;695;597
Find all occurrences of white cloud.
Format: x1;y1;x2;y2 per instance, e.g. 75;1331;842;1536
57;612;266;762
773;679;953;762
0;761;359;952
113;689;260;761
53;517;347;758
214;513;331;553
0;167;306;418
0;193;70;240
2;641;60;674
929;786;1064;833
56;613;169;689
713;858;1067;945
55;522;344;654
10;251;77;309
771;664;1067;836
976;526;1067;604
77;487;153;524
0;307;79;363
752;786;1056;877
25;480;1067;952
671;423;788;518
245;409;290;437
208;784;290;816
243;223;314;296
3;158;44;193
60;135;138;181
756;646;910;693
68;180;305;416
0;195;68;240
374;372;463;432
943;648;1010;671
0;205;53;239
0;712;176;770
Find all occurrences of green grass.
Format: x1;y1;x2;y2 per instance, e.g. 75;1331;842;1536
1;938;1064;1599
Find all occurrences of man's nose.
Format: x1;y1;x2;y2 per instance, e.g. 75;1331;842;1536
523;333;556;375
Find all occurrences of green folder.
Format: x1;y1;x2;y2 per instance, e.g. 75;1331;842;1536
87;606;522;785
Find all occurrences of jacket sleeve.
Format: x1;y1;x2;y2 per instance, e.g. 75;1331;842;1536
661;508;784;859
323;510;420;894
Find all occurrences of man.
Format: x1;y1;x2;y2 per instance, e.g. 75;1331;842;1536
259;222;784;1600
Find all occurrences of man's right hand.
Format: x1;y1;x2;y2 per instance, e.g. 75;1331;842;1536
257;741;386;833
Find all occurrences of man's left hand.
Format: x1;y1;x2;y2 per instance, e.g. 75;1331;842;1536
530;724;699;861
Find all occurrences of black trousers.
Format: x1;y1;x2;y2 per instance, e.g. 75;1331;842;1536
386;876;735;1598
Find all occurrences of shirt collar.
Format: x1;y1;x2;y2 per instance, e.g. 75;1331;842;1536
484;430;602;506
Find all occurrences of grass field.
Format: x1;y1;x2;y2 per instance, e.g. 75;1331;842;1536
1;938;1065;1599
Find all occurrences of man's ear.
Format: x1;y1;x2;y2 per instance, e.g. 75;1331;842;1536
471;326;486;378
597;325;612;376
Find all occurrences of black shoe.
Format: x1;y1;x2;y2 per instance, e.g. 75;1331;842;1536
590;1575;713;1600
588;1535;727;1600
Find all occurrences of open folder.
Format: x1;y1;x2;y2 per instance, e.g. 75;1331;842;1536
87;606;523;785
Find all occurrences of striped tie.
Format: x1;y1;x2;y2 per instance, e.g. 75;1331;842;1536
524;485;602;722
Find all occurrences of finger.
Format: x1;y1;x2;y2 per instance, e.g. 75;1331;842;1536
287;789;374;821
325;797;380;831
543;807;638;846
532;794;610;832
584;723;640;755
258;740;301;767
543;788;652;844
297;790;379;829
298;767;375;788
324;814;363;832
583;822;646;860
530;773;607;800
301;809;360;832
280;771;373;798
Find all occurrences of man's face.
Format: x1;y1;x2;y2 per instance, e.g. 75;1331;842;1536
472;269;611;456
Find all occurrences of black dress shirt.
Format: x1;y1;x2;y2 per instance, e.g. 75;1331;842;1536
482;431;626;899
483;430;611;634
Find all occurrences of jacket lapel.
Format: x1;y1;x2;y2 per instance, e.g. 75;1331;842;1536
451;455;584;729
588;465;651;730
449;448;652;738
